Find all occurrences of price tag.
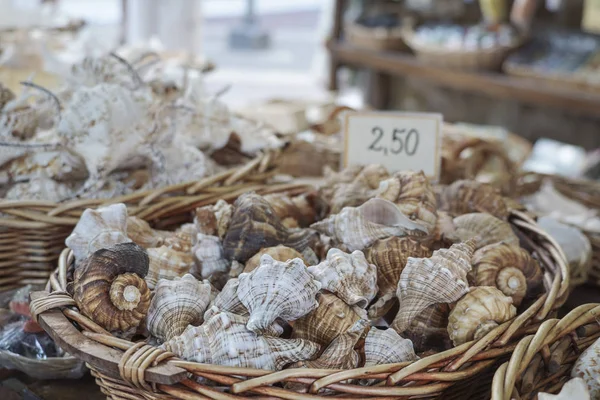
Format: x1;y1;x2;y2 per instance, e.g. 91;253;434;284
583;0;600;34
343;111;442;180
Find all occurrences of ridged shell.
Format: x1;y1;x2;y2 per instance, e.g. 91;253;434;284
243;245;307;273
291;292;365;347
365;237;432;319
320;165;364;202
66;203;131;263
204;278;247;321
391;239;475;333
238;255;321;333
471;242;543;306
403;303;452;352
73;242;151;336
439;180;509;219
264;192;329;229
376;171;438;233
145;246;195;290
451;213;519;249
539;378;591;400
447;286;516;346
364;327;417;367
571;337;600;399
308;248;377;308
329;165;390;213
162;312;319;370
194;199;233;239
126;216;174;248
146;274;212;342
192;234;230;280
311;198;428;252
223;193;318;262
538;217;592;277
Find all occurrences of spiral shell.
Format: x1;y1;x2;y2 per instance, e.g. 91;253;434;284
439;180;509;219
451;213;519;249
364;327;417;367
447;286;516;346
66;203;131;263
365;237;432;319
264;192;329;229
146;274;212;342
308;248;377;308
73;242;151;336
571;337;600;399
391;239;475;333
145;246;195;290
403;303;452;352
194;199;233;239
243;245;307;273
471;242;543;306
223;193;318;262
329;165;390;213
192;234;230;280
238;254;321;333
311;198;428;252
126;216;174;248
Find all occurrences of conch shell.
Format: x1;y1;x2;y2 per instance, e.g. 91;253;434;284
264;192;329;229
364;327;417;367
365;237;432;319
539;378;591;400
66;203;131;263
73;242;151;336
204;278;247;322
243;245;307;273
311;198;428;252
162;312;319;370
192;234;230;280
328;164;390;213
447;286;516;346
451;213;519;249
126;216;174;248
376;171;438;233
403;303;452;352
145;246;195;290
471;242;543;306
571;337;600;399
146;274;212;342
194;199;233;239
223;193;318;262
439;180;509;219
308;248;377;308
391;239;475;333
238;255;321;333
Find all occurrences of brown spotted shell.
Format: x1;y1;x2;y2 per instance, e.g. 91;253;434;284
194;199;233;239
145;246;195;290
451;213;519;249
439;180;509;219
223;193;318;263
243;245;307;273
328;164;390;213
264;192;328;229
126;216;174;248
471;242;543;306
73;242;151;336
402;303;452;352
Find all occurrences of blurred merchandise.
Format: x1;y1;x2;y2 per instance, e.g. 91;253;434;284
522;138;588;177
582;0;600;34
479;0;508;24
404;0;465;19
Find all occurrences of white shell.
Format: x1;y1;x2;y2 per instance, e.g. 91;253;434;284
364;328;417;367
539;377;591;400
145;246;195;290
538;217;592;275
308;248;378;308
192;234;230;280
66;203;131;262
237;254;321;334
571;337;600;399
5;175;75;202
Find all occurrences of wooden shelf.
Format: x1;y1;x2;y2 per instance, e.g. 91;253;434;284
328;41;600;118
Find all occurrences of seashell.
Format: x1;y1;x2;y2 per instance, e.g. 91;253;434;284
451;213;519;249
146;274;212;342
365;237;432;319
447;286;516;346
204;278;247;322
166;223;199;252
194;199;233;239
571;337;600;399
320;165;363;202
311;198;428;252
126;216;174;248
376;171;438;233
1;150;88;183
4;175;75;202
308;248;378;308
391;239;475;333
162;312;319;370
264;192;329;229
402;303;452;352
243;245;307;273
145;246;195;290
363;327;417;367
471;242;543;306
228;260;244;280
329;164;390;213
223;193;318;262
237;254;321;334
439;180;509;219
73;242;151;336
66;203;131;263
539;378;591;400
291;292;365;347
0;83;15;110
192;234;230;280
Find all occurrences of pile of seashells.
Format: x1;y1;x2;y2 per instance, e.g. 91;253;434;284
64;165;546;380
0;53;282;201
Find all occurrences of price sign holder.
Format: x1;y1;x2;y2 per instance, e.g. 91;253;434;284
342;111;443;181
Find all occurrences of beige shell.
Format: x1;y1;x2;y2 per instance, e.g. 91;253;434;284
364;327;417;367
194;199;233;239
73;242;151;336
439;180;509;219
329;165;390;213
428;210;457;248
169;223;199;252
538;217;592;277
376;171;438;233
291;292;365;347
403;303;452;352
223;193;318;262
451;213;519;249
571;337;600;399
66;203;131;262
238;254;321;334
264;192;329;229
243;245;307;273
146;274;212;342
471;242;543;306
145;246;195;290
319;165;364;203
364;237;432;319
308;248;378;308
126;216;174;248
192;234;230;280
539;378;591;400
391;239;475;333
162;312;319;370
447;286;516;346
311;198;428;252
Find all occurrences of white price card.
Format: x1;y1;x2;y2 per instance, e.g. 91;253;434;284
343;111;443;180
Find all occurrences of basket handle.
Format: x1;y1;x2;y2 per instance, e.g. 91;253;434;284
31;291;187;385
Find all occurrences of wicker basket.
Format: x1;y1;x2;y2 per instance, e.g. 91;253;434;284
30;191;569;400
491;303;600;399
0;152;279;293
346;22;408;52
